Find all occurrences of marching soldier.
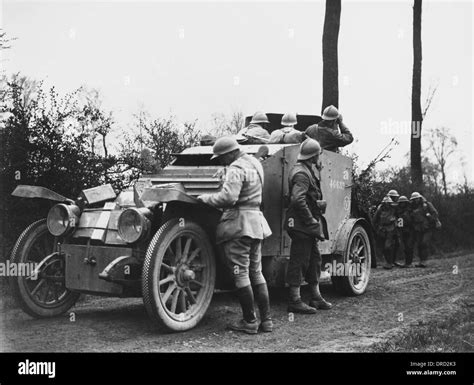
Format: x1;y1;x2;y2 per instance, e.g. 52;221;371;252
305;105;353;152
409;192;441;267
268;113;304;144
198;136;273;334
236;111;271;144
284;138;332;314
394;195;414;268
373;196;397;269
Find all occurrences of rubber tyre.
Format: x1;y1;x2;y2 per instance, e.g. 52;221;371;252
142;218;216;332
332;224;371;296
9;219;80;317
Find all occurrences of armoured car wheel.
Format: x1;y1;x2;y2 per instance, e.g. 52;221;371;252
9;219;80;317
142;218;216;332
332;224;371;296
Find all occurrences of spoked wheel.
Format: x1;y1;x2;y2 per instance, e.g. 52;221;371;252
332;224;371;296
9;219;80;317
142;218;216;332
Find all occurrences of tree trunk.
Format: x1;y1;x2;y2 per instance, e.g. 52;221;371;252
440;161;447;196
322;0;341;112
411;0;423;192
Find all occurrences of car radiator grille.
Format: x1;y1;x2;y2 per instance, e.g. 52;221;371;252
146;167;223;196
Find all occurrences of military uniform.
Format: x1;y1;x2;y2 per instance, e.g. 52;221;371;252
237;123;270;144
199;151;272;288
284;162;325;287
394;204;414;265
268;127;304;144
305;122;353;152
410;199;439;264
373;203;397;267
199;138;273;334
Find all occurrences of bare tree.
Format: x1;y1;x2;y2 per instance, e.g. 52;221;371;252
77;87;113;157
209;110;244;137
321;0;341;111
0;30;14;50
422;81;438;119
410;0;423;191
428;127;458;195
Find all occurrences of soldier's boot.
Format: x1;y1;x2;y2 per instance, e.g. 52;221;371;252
392;240;403;267
308;283;333;310
253;283;273;332
227;286;258;335
287;286;317;314
383;250;394;269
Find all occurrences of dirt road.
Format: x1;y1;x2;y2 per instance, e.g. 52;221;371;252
1;252;472;352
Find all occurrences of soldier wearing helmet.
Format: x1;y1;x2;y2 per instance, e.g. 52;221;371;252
409;192;441;268
304;105;353;152
268;113;304;144
386;189;402;266
394;195;414;268
198;136;273;334
284;138;332;314
372;196;398;269
236;111;271;144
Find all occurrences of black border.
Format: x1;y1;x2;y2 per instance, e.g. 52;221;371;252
0;352;472;385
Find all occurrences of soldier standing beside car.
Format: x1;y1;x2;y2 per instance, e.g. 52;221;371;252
409;192;441;268
198;136;273;334
305;105;353;152
394;195;414;268
373;196;397;269
284;138;332;314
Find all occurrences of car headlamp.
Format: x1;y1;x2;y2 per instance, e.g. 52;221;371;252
47;204;81;237
118;208;151;243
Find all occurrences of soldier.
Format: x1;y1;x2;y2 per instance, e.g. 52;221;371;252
394;195;414;268
409;192;441;268
372;196;397;269
386;189;402;267
197;136;273;334
304;105;353;152
284;138;332;314
268;113;304;144
236;111;270;144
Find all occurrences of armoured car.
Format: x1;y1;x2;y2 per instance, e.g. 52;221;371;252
10;113;375;332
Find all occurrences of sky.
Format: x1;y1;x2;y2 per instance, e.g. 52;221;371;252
1;0;473;185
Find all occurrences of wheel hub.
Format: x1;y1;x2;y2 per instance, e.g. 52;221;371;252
176;265;195;286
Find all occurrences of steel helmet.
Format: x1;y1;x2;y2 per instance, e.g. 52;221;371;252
322;105;340;121
281;112;297;126
388;189;400;198
250;111;270;124
297;138;321;161
398;195;409;203
410;192;422;200
211;136;240;159
382;196;393;204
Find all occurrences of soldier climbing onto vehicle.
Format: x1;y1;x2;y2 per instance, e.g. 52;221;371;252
373;196;397;269
197;136;273;334
394;195;414;268
409;192;441;268
236;111;270;144
284;138;332;314
268;113;304;144
305;105;353;152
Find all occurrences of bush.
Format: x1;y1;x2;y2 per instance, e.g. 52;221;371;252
0;77;202;258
